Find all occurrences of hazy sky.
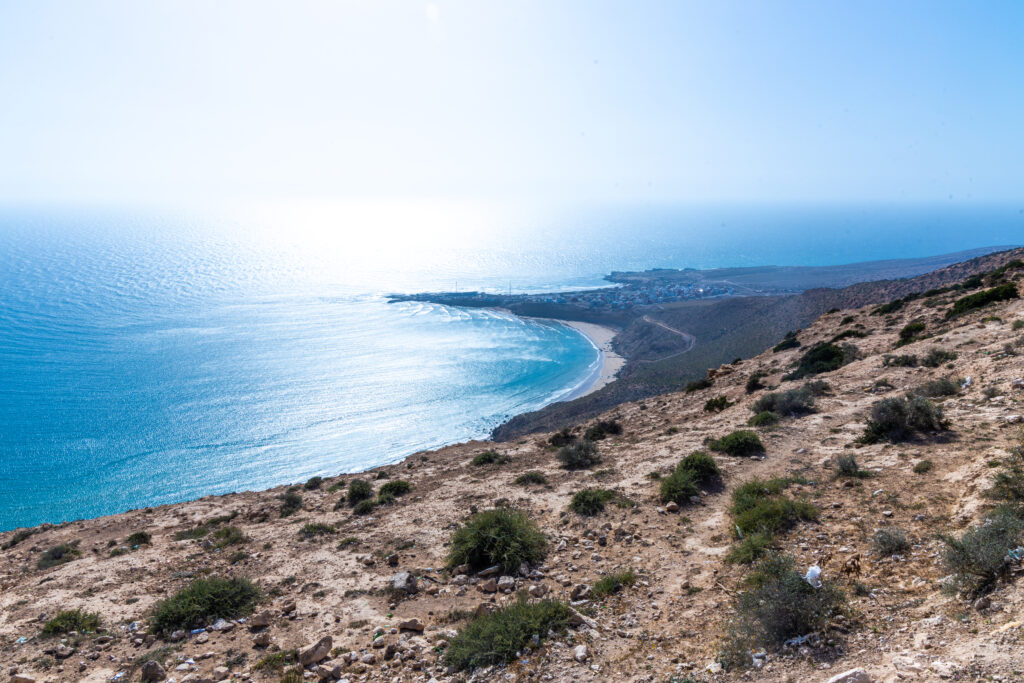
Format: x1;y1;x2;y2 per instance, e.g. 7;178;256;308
1;1;1022;204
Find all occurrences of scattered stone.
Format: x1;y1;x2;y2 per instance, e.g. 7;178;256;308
573;644;588;662
478;578;498;593
210;618;233;632
249;610;274;627
299;636;333;666
665;502;679;512
497;575;515;592
390;571;418;594
570;584;592;600
252;631;271;647
140;660;167;682
11;675;37;683
398;618;424;632
825;668;872;683
478;565;501;577
169;630;186;642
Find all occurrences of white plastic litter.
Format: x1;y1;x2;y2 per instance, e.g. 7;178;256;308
804;564;822;588
961;376;972;389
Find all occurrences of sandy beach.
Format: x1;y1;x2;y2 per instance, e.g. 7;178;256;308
554;319;625;399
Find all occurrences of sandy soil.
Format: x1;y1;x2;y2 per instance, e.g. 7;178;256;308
555;320;626;399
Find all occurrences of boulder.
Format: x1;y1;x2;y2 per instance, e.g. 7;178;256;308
249;609;274;627
477;578;498;593
825;669;872;683
398;618;424;632
390;571;418;594
140;660;167;682
497;575;516;591
299;636;333;666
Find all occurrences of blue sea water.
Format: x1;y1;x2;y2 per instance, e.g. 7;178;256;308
1;202;1022;531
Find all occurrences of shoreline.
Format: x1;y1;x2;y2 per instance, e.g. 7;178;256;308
551;319;625;400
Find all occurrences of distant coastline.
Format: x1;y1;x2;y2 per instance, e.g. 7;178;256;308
551;319;625;400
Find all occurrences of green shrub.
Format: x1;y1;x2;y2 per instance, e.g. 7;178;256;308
861;396;946;443
835;455;871;478
1013;320;1024;331
280;672;303;683
831;329;867;342
947;282;1019;318
988;464;1024;505
41;609;101;635
745;372;767;393
703;396;732;413
785;343;847;379
279;491;303;517
378;480;412;497
730;478;816;537
804;379;832;396
677;451;721;484
298;522;337;539
2;528;36;550
772;333;801;352
913;460;934;474
447;508;547;574
37;542;81;570
748;411;780;427
210;526;246;548
569;488;616;515
942;507;1024;594
352;499;376;515
471;450;506;466
347;479;373;505
726;533;773;564
723;554;845;665
684;377;714;393
883;353;918;367
592;569;637;599
896;321;926;346
126;531;151;547
445;596;570;671
659;469;699;505
557;439;600;470
872;527;910;556
709;430;764;457
752;387;815;417
150;576;261;635
584;420;623;441
548;428;575;447
913;377;960;398
303;476;323;490
840;315;856;325
514;471;548;485
922;348;958;368
872;297;908;315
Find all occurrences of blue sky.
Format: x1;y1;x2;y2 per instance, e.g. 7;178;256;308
1;1;1021;204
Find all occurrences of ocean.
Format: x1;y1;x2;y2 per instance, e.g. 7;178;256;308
1;201;1021;531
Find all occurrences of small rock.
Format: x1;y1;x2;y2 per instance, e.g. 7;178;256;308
169;630;186;642
497;576;516;592
11;675;37;683
528;584;548;597
825;668;873;683
573;644;588;662
299;636;333;666
252;631;272;648
139;660;167;682
478;565;501;577
570;584;592;600
665;502;679;513
398;618;424;632
210;618;233;632
248;610;274;627
974;595;992;611
195;632;209;644
478;578;498;593
390;571;418;595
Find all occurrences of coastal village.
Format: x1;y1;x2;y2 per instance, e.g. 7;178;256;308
2;258;1023;682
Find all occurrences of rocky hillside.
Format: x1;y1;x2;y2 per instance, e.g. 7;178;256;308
2;263;1024;683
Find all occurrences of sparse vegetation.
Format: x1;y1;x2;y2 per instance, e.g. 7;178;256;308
745;371;767;393
584;419;623;441
913;377;960;398
126;531;151;547
913;460;934;474
444;596;570;671
471;450;506;466
684;377;714;393
785;342;847;380
514;471;548;485
447;508;547;573
557;439;600;470
347;479;373;505
946;282;1019;318
942;507;1024;594
860;396;946;443
922;348;958;368
703;396;732;412
298;522;337;539
592;569;637;599
831;328;867;342
2;528;36;550
548;428;575;447
709;430;765;457
772;332;800;352
835;455;872;478
150;576;261;635
352;499;376;515
728;477;816;564
751;386;815;417
378;480;412;498
896;321;926;346
569;488;619;515
303;476;323;490
279;490;303;517
748;410;780;427
210;526;246;548
37;542;81;570
873;526;910;556
42;609;101;635
723;554;845;667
